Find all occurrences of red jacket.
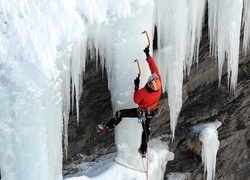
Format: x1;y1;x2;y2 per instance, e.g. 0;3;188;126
133;56;162;109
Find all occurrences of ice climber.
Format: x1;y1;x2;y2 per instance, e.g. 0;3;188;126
96;47;162;158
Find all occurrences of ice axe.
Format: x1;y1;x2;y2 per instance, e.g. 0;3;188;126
134;31;149;78
134;59;141;78
141;30;151;48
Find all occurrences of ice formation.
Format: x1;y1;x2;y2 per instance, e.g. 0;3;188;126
193;120;222;180
0;0;249;179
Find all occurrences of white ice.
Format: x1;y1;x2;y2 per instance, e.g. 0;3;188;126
243;0;250;54
155;0;206;139
193;120;222;180
0;0;84;179
64;137;174;180
0;0;248;180
208;0;243;92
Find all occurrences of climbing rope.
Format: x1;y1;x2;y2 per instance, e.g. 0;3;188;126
114;118;150;179
114;158;147;173
141;121;149;180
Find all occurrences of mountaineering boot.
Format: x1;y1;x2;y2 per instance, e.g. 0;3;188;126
138;148;146;158
96;124;109;132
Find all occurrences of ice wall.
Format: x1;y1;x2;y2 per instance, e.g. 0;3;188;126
1;0;250;179
0;0;84;179
85;0;156;169
107;3;155;167
0;0;159;179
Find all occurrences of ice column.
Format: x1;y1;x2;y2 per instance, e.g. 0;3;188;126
81;0;156;168
108;3;155;167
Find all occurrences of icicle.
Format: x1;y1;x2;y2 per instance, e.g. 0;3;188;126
155;0;188;139
208;0;243;92
185;0;206;77
156;0;206;138
208;0;219;56
243;0;250;54
198;120;222;180
71;37;87;124
60;34;87;156
58;47;71;157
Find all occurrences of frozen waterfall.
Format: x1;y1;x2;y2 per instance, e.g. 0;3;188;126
0;0;249;180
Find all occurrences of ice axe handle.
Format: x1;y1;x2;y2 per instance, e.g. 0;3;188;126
141;30;151;48
134;59;141;77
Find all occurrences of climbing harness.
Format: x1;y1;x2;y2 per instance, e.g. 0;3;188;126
137;107;158;123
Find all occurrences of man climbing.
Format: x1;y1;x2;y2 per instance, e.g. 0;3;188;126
96;47;162;158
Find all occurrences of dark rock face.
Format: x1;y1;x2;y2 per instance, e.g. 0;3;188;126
64;21;250;180
163;60;250;180
161;24;250;180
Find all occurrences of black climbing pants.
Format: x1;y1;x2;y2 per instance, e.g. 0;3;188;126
106;108;154;153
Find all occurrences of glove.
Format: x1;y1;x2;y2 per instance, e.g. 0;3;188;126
134;77;140;91
143;47;150;57
134;77;140;86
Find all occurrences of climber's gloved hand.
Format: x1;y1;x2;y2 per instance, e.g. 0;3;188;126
134;77;140;91
143;47;150;57
134;77;140;86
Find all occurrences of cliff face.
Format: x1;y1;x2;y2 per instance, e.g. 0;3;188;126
161;28;250;180
64;24;250;180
